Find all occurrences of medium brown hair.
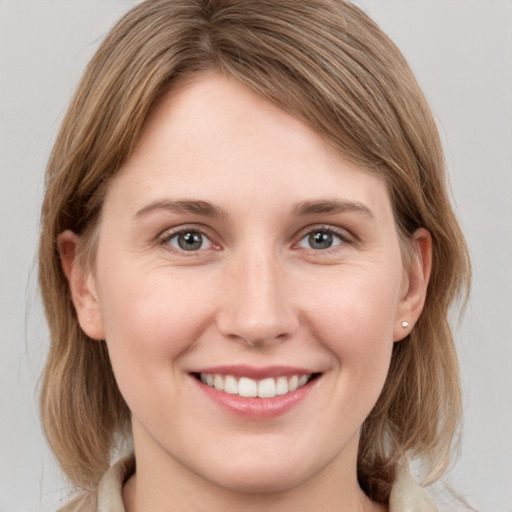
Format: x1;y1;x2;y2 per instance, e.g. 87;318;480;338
39;0;470;501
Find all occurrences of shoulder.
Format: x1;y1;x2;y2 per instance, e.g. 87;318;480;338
58;455;135;512
58;493;96;512
389;464;438;512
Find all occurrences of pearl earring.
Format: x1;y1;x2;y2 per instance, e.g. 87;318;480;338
401;321;409;328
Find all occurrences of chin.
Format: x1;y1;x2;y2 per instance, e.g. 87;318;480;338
214;466;308;495
193;449;322;496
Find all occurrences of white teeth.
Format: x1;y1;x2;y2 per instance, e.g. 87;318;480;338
224;375;238;395
288;375;299;392
275;376;288;395
199;373;313;398
213;374;224;391
257;378;276;398
239;377;258;397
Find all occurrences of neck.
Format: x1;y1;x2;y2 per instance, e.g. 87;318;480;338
123;423;387;512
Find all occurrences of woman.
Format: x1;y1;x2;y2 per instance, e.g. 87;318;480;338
38;1;470;510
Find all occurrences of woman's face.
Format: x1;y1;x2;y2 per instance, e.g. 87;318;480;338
65;73;428;496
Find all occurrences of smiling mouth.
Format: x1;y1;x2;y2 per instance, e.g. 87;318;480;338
193;373;320;398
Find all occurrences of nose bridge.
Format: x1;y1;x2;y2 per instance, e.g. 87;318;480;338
217;245;297;345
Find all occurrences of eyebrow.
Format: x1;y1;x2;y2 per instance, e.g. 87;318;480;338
134;199;226;220
134;198;373;220
292;199;374;218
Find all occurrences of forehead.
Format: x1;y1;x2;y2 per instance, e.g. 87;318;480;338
107;72;393;220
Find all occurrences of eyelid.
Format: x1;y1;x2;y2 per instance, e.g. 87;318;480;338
158;224;220;254
293;224;356;250
155;223;355;255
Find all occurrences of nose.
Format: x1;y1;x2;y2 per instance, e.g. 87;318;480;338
216;250;299;347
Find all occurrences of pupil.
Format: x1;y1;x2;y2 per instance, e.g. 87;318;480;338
310;231;332;249
178;232;202;251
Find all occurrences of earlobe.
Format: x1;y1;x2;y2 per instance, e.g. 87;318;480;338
393;228;432;342
57;230;105;340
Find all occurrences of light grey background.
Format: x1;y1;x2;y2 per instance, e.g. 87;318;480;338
1;1;511;511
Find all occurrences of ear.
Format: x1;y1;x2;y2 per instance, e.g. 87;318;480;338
393;228;432;342
57;230;105;340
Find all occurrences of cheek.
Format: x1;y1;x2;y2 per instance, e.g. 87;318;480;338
95;263;215;377
93;264;219;433
303;264;400;382
306;262;400;335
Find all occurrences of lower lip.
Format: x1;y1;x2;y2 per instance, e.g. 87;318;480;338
194;377;319;420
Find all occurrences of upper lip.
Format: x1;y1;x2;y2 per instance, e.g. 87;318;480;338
190;365;318;380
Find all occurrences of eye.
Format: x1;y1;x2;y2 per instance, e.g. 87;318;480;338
297;228;345;250
164;230;214;252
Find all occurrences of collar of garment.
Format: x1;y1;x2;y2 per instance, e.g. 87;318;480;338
61;454;438;512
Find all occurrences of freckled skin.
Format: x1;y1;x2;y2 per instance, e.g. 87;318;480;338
65;73;429;512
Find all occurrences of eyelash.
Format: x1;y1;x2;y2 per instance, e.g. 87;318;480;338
295;225;354;252
157;224;354;255
158;226;219;255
